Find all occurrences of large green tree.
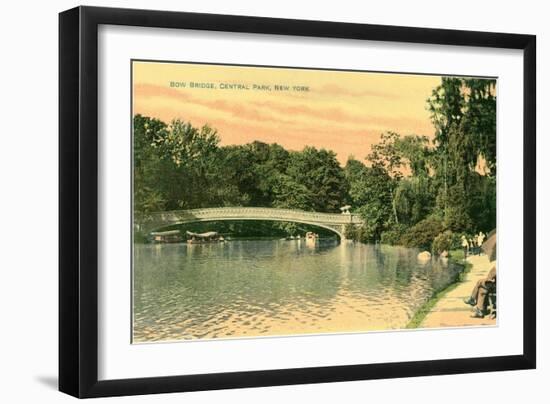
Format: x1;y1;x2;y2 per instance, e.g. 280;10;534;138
284;146;348;212
345;158;393;241
427;78;496;232
133;115;169;216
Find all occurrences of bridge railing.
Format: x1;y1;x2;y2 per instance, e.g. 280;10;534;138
144;207;363;225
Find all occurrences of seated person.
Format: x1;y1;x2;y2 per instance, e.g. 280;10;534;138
464;266;496;318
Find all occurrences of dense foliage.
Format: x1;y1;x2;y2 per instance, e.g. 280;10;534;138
345;77;496;248
134;77;496;248
134;115;348;216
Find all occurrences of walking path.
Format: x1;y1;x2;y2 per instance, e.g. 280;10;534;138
420;254;497;328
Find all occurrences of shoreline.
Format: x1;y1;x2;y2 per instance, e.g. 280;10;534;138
406;256;471;329
407;254;497;329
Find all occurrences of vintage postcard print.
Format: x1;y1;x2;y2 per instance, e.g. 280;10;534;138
132;61;497;343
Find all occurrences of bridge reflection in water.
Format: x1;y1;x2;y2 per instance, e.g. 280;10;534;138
136;207;364;240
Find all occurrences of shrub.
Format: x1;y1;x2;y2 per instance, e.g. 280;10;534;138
344;223;358;240
343;222;382;243
444;206;473;233
400;216;444;250
355;224;374;243
432;230;456;255
381;223;409;245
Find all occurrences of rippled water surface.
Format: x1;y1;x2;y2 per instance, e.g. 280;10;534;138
133;240;461;342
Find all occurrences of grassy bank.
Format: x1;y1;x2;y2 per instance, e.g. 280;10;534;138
406;250;473;329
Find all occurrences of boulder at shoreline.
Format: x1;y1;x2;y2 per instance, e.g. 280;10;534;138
417;251;431;261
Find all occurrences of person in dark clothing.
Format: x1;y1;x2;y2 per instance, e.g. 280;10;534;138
464;266;496;318
461;235;469;259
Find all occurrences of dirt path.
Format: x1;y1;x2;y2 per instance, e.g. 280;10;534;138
420;255;497;328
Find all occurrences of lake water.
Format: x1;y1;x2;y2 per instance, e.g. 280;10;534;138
133;239;462;342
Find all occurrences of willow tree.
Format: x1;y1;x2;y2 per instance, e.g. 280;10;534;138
427;77;497;231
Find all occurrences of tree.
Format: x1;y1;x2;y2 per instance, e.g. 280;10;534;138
285;147;348;212
428;78;497;230
462;78;497;175
271;173;311;211
345;158;393;241
393;176;434;226
159;120;224;209
367;132;404;178
133;115;169;216
366;132;403;224
393;135;431;177
427;77;465;148
367;132;434;225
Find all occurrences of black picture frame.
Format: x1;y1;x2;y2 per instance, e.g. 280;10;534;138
59;6;536;398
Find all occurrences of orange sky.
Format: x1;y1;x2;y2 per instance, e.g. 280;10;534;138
132;61;441;165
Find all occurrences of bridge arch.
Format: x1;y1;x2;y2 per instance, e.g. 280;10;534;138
136;207;363;241
148;217;345;239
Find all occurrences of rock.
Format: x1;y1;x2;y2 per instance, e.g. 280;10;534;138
440;250;449;258
417;251;432;261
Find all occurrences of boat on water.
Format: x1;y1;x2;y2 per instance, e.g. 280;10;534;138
306;231;319;240
305;231;319;246
149;230;182;244
186;230;225;244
